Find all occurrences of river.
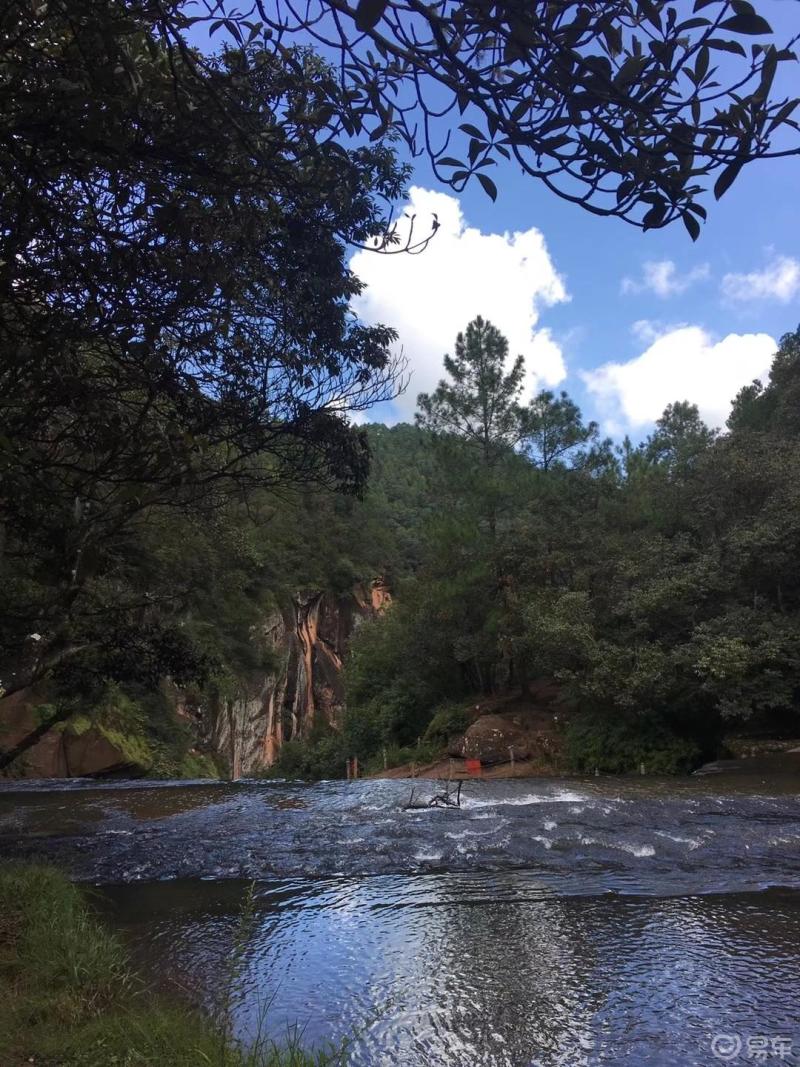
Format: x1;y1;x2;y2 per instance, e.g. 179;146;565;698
2;767;800;1065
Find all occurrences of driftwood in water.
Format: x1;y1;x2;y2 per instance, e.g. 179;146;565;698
404;779;463;810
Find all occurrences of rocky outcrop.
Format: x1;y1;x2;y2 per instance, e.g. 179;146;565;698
458;714;531;765
0;690;146;778
212;579;390;777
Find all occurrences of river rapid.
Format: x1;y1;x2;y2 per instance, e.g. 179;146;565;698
2;767;800;1066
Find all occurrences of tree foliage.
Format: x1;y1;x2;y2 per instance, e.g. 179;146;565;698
194;0;800;232
344;321;800;772
0;0;410;697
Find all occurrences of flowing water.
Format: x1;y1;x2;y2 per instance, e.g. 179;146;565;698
2;765;800;1065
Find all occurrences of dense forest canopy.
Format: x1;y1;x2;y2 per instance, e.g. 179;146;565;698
295;321;800;777
1;0;408;707
4;311;799;777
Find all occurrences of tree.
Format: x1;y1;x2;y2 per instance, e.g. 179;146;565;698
728;326;800;436
0;4;411;699
416;317;525;473
645;401;717;473
196;0;800;232
522;390;599;471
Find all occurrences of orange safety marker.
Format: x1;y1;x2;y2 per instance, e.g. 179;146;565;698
465;758;482;776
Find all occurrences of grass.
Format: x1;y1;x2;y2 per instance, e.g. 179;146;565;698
0;863;342;1066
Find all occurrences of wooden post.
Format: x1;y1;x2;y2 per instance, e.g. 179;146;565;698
411;761;417;779
509;745;515;773
383;747;388;770
353;756;359;779
639;762;646;776
346;759;351;780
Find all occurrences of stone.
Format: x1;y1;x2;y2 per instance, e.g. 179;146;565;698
458;714;530;765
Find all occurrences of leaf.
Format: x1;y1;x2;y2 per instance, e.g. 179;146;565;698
468;137;483;165
682;210;701;241
714;159;744;200
719;14;773;35
768;99;799;134
541;134;573;152
687;201;708;220
459;123;485;141
642;200;667;229
437;157;464;168
511;98;531;121
695;44;710;82
757;46;778;99
706;38;747;57
354;0;388;32
477;173;498;201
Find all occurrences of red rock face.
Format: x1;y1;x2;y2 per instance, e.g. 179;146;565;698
214;578;390;776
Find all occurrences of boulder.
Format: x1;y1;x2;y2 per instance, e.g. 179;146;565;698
63;728;138;777
446;735;466;759
458;714;530;765
0;689;140;778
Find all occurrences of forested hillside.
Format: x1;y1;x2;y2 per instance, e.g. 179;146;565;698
6;312;798;779
287;319;800;778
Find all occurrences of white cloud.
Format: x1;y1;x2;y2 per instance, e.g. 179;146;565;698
350;186;569;419
721;255;800;304
621;259;710;299
582;326;776;435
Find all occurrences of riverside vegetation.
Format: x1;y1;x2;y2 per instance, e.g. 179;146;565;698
0;863;344;1066
271;319;800;780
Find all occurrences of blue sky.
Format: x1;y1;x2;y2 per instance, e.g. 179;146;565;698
347;1;800;440
189;3;800;442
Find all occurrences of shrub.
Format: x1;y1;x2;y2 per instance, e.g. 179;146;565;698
270;730;349;780
423;702;472;746
565;713;701;775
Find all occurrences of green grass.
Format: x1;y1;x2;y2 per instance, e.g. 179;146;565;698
0;863;342;1066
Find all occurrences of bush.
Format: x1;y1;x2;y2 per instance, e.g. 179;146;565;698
270;729;349;780
565;713;701;775
424;702;472;746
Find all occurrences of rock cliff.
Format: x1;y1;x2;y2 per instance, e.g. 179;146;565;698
211;579;390;777
1;579;389;779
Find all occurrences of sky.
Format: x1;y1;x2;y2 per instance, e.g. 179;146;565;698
189;3;800;443
347;2;800;441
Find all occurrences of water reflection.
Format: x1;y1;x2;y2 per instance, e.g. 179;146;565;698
5;773;800;1064
100;876;800;1067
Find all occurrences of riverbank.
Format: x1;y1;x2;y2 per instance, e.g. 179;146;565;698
373;754;560;779
0;863;339;1066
